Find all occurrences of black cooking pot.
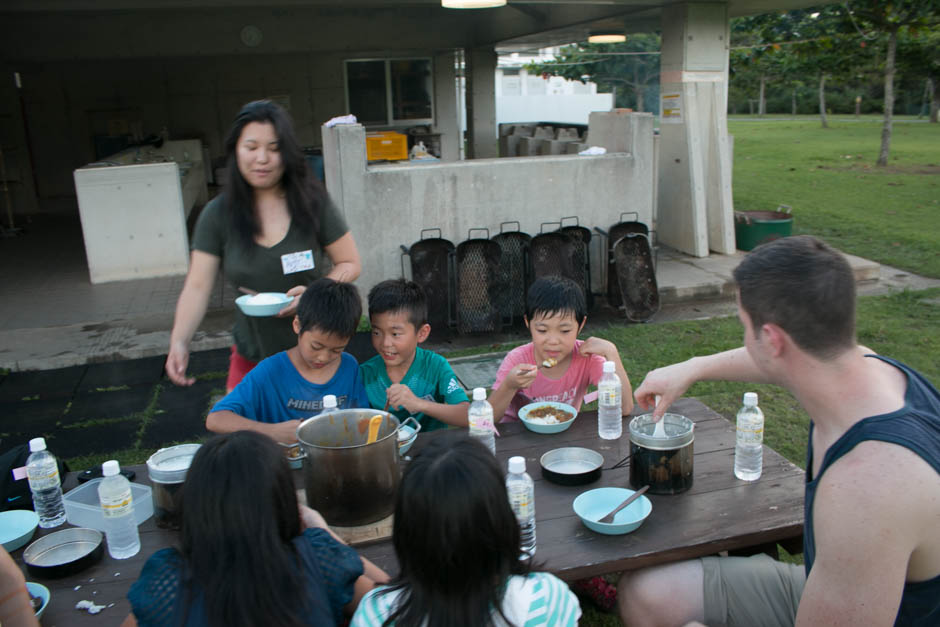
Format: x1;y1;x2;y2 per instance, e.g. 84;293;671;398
539;447;603;486
23;527;104;579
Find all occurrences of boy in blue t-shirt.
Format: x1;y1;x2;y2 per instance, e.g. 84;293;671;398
359;279;469;432
207;278;369;444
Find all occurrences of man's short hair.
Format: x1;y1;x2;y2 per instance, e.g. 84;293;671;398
525;275;587;325
296;278;361;338
733;236;856;359
368;279;428;329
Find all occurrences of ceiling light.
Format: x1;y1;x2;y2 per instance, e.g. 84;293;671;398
588;32;627;44
442;0;507;8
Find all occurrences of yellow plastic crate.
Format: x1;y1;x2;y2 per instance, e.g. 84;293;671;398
366;131;408;162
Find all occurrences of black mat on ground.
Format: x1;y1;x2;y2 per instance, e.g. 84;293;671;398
0;398;71;451
53;416;143;460
64;385;156;424
186;348;230;376
140;379;219;448
0;365;87;402
77;355;166;393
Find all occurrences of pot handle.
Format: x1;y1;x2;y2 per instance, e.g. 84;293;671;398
397;416;422;439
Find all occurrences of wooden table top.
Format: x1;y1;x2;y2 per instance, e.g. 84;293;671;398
13;397;805;626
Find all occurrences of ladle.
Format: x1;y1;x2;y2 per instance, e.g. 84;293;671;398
653;395;667;438
366;415;383;444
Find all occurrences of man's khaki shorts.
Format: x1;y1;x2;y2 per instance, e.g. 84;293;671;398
702;553;806;627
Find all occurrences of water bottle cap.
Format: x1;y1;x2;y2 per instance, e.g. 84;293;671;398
603;361;615;373
743;392;758;406
508;456;525;474
472;387;486;401
102;460;121;476
29;438;46;452
323;394;337;409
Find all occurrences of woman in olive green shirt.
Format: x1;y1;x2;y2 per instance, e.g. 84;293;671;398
166;100;361;391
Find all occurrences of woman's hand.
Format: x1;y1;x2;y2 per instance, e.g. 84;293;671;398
299;504;329;530
324;232;362;283
275;285;306;318
165;341;195;386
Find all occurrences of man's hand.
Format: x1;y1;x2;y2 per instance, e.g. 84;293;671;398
299;504;329;530
634;361;699;419
386;384;425;414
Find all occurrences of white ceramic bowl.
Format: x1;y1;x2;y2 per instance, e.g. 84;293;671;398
518;401;578;434
235;292;292;317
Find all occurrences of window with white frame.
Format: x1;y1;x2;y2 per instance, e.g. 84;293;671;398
345;58;433;127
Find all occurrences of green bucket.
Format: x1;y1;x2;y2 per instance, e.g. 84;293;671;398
734;209;793;251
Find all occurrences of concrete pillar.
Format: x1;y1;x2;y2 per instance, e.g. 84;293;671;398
433;50;460;162
658;2;736;256
465;47;498;159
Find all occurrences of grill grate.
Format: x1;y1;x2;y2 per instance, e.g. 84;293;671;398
560;218;593;309
605;214;650;307
530;231;582;295
612;233;660;322
456;233;503;334
492;225;531;325
403;230;455;331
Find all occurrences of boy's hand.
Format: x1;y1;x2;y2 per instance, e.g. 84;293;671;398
270;419;302;444
505;364;538;391
580;336;618;362
386;384;424;414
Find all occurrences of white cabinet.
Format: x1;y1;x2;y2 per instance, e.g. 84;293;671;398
73;139;208;284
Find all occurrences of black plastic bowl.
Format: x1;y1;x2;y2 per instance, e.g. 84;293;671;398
540;447;603;486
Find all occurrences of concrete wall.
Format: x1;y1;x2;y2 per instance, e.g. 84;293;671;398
323;114;655;301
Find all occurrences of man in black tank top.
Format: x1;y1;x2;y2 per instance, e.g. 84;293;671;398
617;236;940;627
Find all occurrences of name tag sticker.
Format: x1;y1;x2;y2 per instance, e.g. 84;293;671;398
281;250;314;274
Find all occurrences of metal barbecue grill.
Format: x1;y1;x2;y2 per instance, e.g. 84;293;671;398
559;216;593;309
601;212;651;308
491;222;531;326
400;228;455;332
612;233;660;322
455;229;503;334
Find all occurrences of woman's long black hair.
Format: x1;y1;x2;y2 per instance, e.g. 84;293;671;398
179;431;310;627
381;434;533;627
222;99;325;249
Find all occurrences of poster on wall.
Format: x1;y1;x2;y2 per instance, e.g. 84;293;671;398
660;93;683;124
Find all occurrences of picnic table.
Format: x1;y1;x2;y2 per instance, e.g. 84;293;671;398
12;397;805;625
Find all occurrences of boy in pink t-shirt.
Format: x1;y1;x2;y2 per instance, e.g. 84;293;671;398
490;276;633;423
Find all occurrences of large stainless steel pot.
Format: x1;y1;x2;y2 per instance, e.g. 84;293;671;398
296;409;414;527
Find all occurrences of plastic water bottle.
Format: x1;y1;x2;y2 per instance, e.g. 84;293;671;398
322;394;338;412
506;456;536;558
468;387;496;454
734;392;764;481
597;361;623;440
98;460;141;559
26;438;67;528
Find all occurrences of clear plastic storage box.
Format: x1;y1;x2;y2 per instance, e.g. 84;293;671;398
63;479;153;531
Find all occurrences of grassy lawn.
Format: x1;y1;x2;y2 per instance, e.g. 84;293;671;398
729;116;940;278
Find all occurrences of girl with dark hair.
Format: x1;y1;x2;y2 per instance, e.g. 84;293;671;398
166;99;362;392
350;435;581;627
124;431;387;626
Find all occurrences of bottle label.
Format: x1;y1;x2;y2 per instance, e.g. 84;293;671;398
598;383;620;406
508;486;532;518
736;425;764;444
101;490;134;518
470;411;499;435
27;467;60;491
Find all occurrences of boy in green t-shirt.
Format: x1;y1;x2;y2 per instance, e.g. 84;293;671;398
359;279;469;432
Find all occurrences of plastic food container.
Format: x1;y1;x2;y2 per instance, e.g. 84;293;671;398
629;413;695;494
147;443;200;529
63;479;153;531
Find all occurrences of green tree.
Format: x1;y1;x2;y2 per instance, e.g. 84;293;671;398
524;34;661;112
896;27;940;122
842;1;940;164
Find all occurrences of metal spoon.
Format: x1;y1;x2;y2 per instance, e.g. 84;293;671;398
598;485;650;524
